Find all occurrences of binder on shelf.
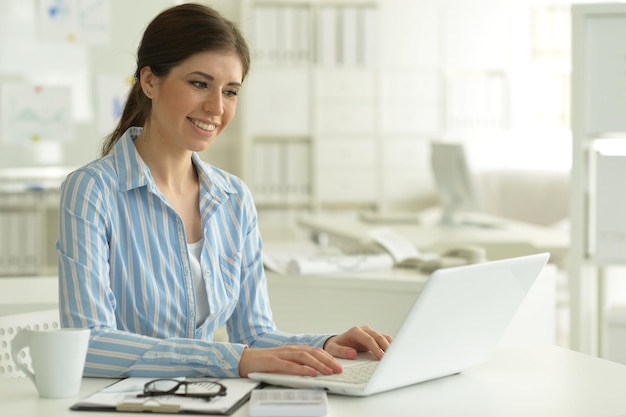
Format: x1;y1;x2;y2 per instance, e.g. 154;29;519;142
0;193;45;276
252;5;312;66
362;6;379;67
269;142;284;202
253;142;280;202
295;6;311;63
594;151;626;263
285;141;311;203
8;210;20;275
0;209;6;272
251;139;312;205
280;6;293;63
24;208;43;273
252;6;278;65
317;5;378;68
318;6;338;67
341;7;358;66
251;7;266;63
251;141;283;204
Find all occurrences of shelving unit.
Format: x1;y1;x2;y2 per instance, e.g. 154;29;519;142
0;187;60;277
570;3;626;355
236;1;573;215
240;0;381;211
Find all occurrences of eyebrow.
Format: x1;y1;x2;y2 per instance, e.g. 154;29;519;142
188;71;242;87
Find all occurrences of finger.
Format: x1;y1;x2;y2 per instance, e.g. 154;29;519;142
325;344;357;360
240;346;339;377
324;328;371;359
301;347;344;374
363;327;392;359
274;347;342;375
365;329;392;352
350;326;392;359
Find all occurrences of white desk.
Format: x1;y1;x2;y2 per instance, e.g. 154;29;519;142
2;347;626;417
298;213;569;265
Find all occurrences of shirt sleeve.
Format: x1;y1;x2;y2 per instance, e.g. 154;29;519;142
57;169;247;378
222;180;334;350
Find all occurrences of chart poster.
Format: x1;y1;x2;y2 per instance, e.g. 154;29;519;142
37;0;111;45
0;83;74;144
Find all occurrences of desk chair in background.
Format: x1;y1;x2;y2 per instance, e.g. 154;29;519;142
0;309;60;378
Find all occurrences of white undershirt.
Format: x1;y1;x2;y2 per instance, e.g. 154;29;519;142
188;239;209;327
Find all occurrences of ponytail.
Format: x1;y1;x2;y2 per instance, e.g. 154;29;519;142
101;73;151;156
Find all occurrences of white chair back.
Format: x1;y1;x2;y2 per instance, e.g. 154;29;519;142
0;309;60;378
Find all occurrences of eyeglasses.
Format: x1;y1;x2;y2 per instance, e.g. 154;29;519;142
137;378;227;401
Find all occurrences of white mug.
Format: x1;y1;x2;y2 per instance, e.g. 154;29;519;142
10;328;90;398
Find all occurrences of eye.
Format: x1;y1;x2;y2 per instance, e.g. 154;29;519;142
190;80;208;89
223;89;239;98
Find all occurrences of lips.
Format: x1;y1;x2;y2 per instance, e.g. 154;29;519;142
189;117;217;132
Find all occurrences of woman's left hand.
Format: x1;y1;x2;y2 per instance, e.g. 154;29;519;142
323;326;392;360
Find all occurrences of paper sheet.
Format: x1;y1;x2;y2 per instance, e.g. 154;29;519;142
285;253;394;275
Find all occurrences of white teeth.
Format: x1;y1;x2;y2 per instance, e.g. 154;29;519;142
191;119;216;131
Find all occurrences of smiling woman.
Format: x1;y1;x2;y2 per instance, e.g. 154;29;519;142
136;50;243;154
56;2;391;382
100;3;250;157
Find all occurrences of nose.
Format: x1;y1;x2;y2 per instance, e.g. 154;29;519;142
202;91;223;115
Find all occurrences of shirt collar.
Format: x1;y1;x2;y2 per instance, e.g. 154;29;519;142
113;127;236;197
113;127;150;192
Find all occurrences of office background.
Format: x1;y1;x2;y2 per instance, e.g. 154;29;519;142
0;0;573;205
1;0;625;359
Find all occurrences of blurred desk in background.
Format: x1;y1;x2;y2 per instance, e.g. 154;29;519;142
297;212;569;266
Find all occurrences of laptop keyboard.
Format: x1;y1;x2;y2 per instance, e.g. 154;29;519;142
311;361;378;384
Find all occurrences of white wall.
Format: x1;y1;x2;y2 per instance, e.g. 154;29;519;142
0;0;606;248
0;0;593;230
0;0;581;179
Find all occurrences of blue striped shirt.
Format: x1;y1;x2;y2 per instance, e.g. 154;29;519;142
57;127;331;378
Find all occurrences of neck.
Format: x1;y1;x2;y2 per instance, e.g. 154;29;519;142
134;130;196;193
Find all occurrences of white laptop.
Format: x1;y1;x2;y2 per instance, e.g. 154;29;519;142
249;252;550;396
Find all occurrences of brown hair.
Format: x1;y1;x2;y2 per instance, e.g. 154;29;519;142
101;3;250;156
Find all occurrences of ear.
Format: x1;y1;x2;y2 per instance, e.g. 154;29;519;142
139;66;156;97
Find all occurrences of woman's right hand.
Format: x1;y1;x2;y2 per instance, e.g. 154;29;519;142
238;346;343;377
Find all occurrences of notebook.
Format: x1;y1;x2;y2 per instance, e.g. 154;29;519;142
249;252;550;396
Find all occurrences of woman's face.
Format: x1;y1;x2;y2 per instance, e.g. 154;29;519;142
140;50;243;153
